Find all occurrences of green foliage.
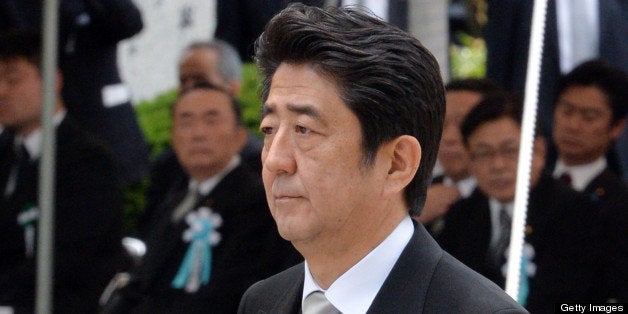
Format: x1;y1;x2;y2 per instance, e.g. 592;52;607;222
133;63;263;160
135;89;177;158
449;32;487;79
123;63;264;232
240;63;264;134
122;178;149;233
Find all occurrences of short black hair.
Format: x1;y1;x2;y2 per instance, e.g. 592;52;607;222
557;60;628;125
445;78;500;95
255;4;445;215
174;81;243;126
461;93;524;146
0;29;42;68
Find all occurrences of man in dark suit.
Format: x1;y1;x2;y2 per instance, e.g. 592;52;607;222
0;29;126;313
485;0;628;180
417;78;499;235
238;5;526;313
0;0;150;186
548;60;628;302
103;83;300;313
214;0;325;61
437;94;599;312
137;40;263;238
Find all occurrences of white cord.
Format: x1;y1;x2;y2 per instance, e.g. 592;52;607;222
504;0;548;301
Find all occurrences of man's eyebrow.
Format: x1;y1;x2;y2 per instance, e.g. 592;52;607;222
261;103;325;123
261;103;274;118
287;103;323;121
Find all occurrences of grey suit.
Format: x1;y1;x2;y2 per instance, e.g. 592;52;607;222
238;222;527;313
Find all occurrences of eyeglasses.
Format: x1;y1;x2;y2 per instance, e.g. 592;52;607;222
469;146;519;163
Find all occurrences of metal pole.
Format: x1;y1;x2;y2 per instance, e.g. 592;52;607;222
37;0;59;313
504;0;547;302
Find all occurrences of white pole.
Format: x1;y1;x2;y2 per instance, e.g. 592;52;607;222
504;0;547;301
37;0;59;313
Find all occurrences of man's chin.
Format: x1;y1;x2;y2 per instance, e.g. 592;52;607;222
275;220;313;244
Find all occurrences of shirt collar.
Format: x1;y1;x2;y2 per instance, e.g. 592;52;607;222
188;155;241;196
18;110;66;161
553;157;606;192
302;216;414;314
443;175;477;198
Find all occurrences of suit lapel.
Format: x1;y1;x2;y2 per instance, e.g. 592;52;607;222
272;266;304;314
367;222;441;313
139;181;197;288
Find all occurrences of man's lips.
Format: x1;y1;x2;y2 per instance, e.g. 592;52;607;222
188;147;211;154
274;194;301;200
489;178;513;188
556;136;582;147
439;150;464;160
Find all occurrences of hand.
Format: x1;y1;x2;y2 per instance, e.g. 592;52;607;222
415;183;461;224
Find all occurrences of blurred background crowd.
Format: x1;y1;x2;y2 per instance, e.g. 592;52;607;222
0;0;626;313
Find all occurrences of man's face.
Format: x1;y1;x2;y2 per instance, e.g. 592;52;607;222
260;63;389;253
178;48;226;94
172;89;245;181
468;117;521;203
438;90;482;181
0;57;43;135
553;85;624;166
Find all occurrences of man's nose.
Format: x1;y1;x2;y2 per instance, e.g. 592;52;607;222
562;114;583;131
262;127;297;175
0;80;8;97
189;121;209;139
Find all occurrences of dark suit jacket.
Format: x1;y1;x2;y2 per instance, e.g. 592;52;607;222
0;118;126;313
437;174;599;313
238;222;527;313
136;134;263;238
116;162;301;313
214;0;325;61
485;0;628;179
0;0;150;185
581;168;628;302
486;0;628;133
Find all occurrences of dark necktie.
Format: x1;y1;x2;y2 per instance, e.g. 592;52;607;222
559;172;572;186
171;185;200;222
491;206;511;269
4;142;29;197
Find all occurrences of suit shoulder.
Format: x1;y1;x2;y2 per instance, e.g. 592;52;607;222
426;252;528;313
246;263;302;294
239;263;303;313
56;118;117;163
587;169;628;201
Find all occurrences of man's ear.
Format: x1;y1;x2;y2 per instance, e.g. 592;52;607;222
227;79;242;98
56;70;63;92
610;118;626;141
236;125;248;152
533;136;547;160
382;135;421;198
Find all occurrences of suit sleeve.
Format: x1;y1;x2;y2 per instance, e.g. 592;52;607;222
81;0;144;43
52;144;126;311
434;201;463;254
485;0;522;91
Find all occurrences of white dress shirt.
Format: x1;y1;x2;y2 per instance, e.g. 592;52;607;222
189;155;241;196
302;216;414;313
556;0;600;73
552;157;606;192
21;110;66;161
443;175;477;199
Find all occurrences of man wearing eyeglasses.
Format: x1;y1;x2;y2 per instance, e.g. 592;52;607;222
436;93;599;313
